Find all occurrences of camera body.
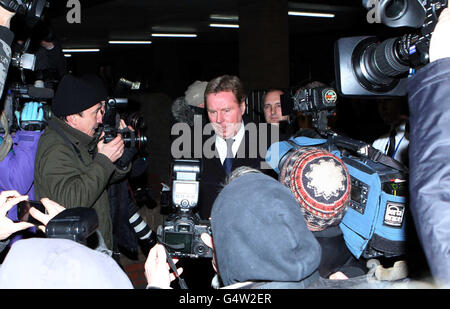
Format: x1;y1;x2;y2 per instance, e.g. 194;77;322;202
157;159;213;259
46;207;99;245
16;200;99;245
281;87;338;133
102;97;148;149
335;0;447;97
267;89;408;259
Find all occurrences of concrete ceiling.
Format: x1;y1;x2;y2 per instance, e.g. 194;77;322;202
34;0;369;49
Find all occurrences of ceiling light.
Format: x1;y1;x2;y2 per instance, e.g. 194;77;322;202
62;48;100;52
151;33;197;38
108;40;152;44
209;23;239;28
210;14;239;22
64;54;72;57
288;11;335;18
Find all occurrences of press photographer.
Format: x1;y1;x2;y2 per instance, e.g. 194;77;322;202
406;7;450;286
100;76;158;260
0;190;134;288
34;74;129;252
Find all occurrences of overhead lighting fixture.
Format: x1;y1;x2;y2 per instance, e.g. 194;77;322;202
209;23;239;28
62;48;100;52
151;33;197;38
64;54;72;57
288;11;335;18
210;14;239;22
108;40;152;44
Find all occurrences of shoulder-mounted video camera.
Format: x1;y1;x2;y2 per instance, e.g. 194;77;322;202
335;0;447;97
157;159;212;259
270;85;409;259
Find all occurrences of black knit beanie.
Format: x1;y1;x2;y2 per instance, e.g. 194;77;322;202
52;74;108;117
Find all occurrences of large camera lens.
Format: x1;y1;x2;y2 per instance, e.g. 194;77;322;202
122;130;148;149
125;112;146;131
352;37;409;93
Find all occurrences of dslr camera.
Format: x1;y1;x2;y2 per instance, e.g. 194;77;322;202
102;97;148;150
157;159;212;259
335;0;447;97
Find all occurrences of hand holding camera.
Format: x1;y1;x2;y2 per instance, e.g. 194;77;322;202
0;190;33;240
0;3;15;28
97;131;125;163
0;0;47;27
430;8;450;62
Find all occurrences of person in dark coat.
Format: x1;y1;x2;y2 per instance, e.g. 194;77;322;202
198;75;277;220
144;168;408;289
407;7;450;287
278;146;367;279
34;74;129;250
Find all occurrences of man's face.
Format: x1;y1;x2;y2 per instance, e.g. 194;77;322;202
72;102;104;137
263;90;288;124
206;91;245;139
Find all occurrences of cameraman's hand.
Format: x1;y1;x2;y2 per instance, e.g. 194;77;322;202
201;233;219;274
29;198;65;233
97;131;125;163
144;244;183;289
118;119;134;132
430;8;450;63
0;4;15;28
0;191;33;240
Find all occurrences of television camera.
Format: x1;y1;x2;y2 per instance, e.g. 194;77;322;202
280;86;338;133
0;0;53;133
157;159;212;259
335;0;447;97
271;86;408;259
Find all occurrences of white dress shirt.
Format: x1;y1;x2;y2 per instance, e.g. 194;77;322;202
215;121;245;164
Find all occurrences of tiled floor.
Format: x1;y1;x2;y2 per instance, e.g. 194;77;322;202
123;260;147;289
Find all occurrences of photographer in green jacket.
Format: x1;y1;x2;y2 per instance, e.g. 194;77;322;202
34;74;130;251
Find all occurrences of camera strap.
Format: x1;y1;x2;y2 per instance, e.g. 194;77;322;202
362;145;408;173
157;238;188;289
46;120;88;167
156;235;188;289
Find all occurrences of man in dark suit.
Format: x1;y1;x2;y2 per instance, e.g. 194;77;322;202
198;75;276;220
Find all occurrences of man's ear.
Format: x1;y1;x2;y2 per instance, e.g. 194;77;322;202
240;101;246;115
201;233;214;250
65;114;77;126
